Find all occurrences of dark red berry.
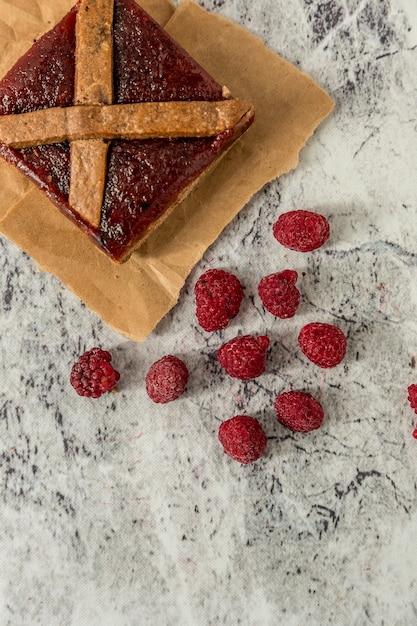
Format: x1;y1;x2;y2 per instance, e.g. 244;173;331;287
274;391;324;432
146;355;189;404
408;384;417;414
217;335;270;380
407;385;417;437
273;210;330;252
194;268;243;332
298;322;347;368
258;270;301;318
218;415;267;464
70;348;120;398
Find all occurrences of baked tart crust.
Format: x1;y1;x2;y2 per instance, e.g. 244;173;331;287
0;0;254;262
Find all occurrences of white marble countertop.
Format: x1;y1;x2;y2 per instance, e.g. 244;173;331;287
1;0;417;624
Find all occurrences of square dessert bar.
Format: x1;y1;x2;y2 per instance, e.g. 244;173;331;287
0;0;254;262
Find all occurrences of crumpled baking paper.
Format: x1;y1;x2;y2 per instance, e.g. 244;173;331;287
0;0;334;341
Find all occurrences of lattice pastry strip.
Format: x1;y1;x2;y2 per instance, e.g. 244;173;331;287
0;101;253;148
69;0;114;227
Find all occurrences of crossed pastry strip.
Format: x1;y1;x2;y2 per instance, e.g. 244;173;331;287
70;0;114;227
0;0;253;228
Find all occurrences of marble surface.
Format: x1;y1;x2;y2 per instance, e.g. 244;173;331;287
1;0;417;624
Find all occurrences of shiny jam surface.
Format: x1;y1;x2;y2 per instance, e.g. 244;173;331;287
0;0;240;262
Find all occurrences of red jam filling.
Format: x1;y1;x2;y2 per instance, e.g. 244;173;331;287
0;0;248;262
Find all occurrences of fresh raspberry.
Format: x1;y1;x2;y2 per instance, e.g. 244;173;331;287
408;384;417;414
298;322;347;368
146;355;189;403
217;335;270;379
274;391;324;432
218;415;267;464
70;348;120;398
258;270;301;318
273;210;330;252
409;384;417;439
194;268;243;332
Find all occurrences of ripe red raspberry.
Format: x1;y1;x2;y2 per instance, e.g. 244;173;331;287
274;391;324;432
70;348;120;398
217;335;270;380
407;384;417;436
218;415;267;464
194;268;243;332
408;384;417;414
273;210;330;252
258;270;301;318
146;355;189;403
298;322;347;368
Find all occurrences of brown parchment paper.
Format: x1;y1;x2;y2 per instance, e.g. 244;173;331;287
0;0;334;341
